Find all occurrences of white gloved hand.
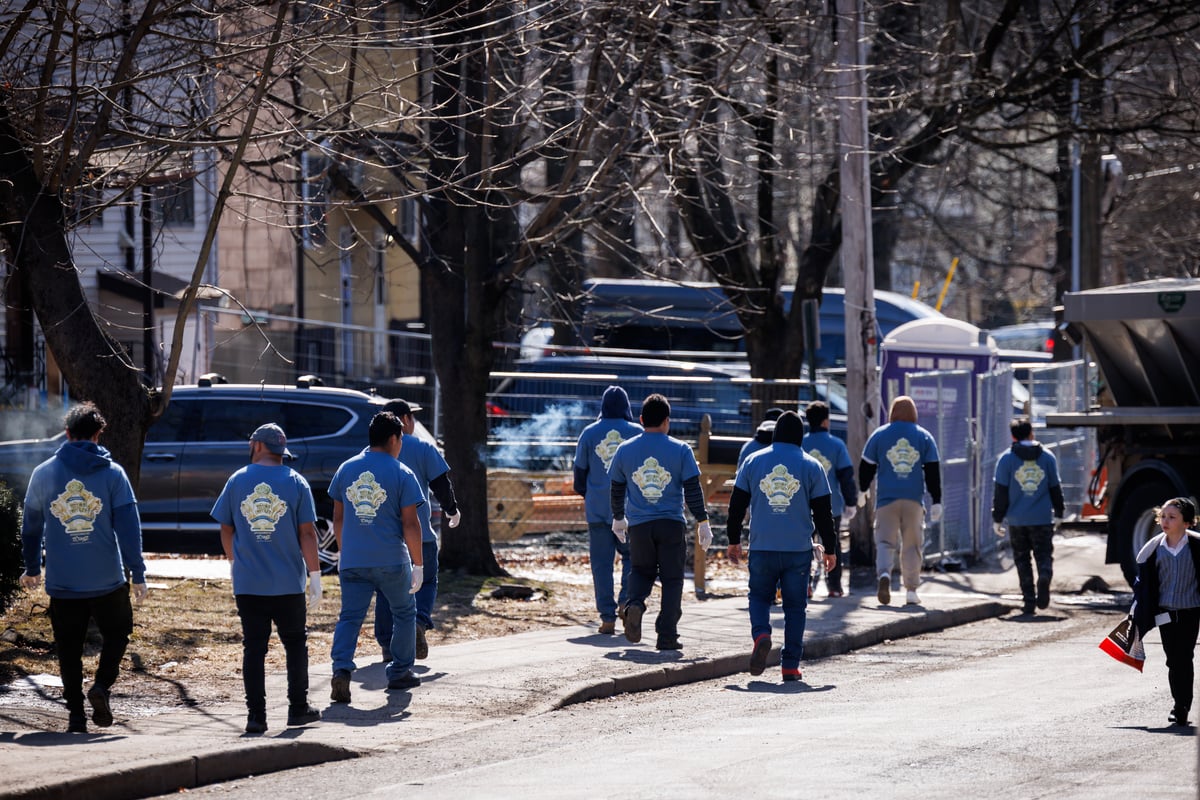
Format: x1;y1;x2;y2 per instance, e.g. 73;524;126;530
132;582;149;604
857;491;868;509
306;570;322;611
842;505;857;523
446;510;462;529
993;522;1007;538
411;566;424;594
697;521;713;550
1052;516;1062;528
19;572;40;591
929;503;944;523
612;518;628;544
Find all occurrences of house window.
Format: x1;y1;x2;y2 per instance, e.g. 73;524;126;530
154;178;195;228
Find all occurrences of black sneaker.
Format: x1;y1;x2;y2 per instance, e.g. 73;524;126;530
1036;577;1051;609
749;634;772;676
623;604;644;644
387;670;421;691
416;624;429;660
67;709;87;733
330;670;352;703
655;636;682;651
1169;707;1190;725
245;712;268;734
287;703;321;726
87;686;113;727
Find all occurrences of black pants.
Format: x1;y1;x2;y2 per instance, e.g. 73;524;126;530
49;584;134;710
1159;607;1200;714
235;594;309;713
626;518;687;640
1010;524;1054;604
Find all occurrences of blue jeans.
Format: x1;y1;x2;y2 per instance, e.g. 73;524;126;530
589;522;631;621
748;549;812;671
333;564;415;680
376;540;439;645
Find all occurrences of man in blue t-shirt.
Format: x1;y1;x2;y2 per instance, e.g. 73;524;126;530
727;412;836;682
574;386;643;635
859;395;942;607
803;401;858;597
20;402;147;734
737;407;786;469
328;412;427;702
992;418;1065;615
373;399;460;662
609;393;711;650
212;423;323;734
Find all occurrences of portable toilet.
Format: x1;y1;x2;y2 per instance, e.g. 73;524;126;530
880;318;998;421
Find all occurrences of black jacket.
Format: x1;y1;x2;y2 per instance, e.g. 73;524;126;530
1132;531;1200;634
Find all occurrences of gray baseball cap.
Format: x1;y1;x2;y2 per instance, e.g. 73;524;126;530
249;423;293;457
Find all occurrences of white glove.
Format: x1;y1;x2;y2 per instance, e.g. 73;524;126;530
697;521;713;550
132;583;149;604
993;522;1007;538
306;570;322;611
411;566;424;594
612;518;628;544
929;503;943;523
857;491;868;508
446;510;462;529
842;505;857;522
20;572;40;591
1052;516;1062;527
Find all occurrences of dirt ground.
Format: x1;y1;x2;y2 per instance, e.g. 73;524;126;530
0;543;747;713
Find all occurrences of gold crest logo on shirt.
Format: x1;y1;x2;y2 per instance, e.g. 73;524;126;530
758;464;801;511
1015;460;1046;495
49;479;103;539
886;438;920;477
239;482;288;537
595;430;627;472
347;471;388;522
806;447;833;473
632;457;672;503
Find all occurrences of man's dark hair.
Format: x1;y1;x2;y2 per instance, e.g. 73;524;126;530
65;402;106;440
640;393;671;428
1010;418;1033;442
804;401;829;428
368;411;405;447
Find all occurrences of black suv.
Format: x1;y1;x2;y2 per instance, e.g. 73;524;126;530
0;382;436;572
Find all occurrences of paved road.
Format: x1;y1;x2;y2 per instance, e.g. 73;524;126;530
157;604;1196;800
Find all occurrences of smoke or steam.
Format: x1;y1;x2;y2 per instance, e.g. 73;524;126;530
488;401;588;470
0;406;65;442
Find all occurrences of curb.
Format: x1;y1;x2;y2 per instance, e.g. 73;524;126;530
554;601;1010;709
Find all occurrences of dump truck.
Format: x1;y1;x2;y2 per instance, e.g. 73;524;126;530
1046;278;1200;585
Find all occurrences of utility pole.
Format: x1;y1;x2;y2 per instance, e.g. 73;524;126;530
836;0;878;561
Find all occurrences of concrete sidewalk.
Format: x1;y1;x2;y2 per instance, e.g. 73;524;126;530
0;536;1125;800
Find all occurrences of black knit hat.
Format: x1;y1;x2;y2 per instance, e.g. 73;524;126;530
772;411;805;446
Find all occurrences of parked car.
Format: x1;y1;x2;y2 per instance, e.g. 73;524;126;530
988;320;1059;355
0;381;438;572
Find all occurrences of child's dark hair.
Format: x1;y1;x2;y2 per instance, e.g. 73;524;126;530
1159;497;1197;526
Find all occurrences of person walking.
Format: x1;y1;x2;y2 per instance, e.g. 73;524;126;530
991;418;1065;615
727;412;837;682
737;407;786;469
609;393;712;651
574;386;643;635
373;398;461;661
802;401;858;597
858;395;942;606
329;412;426;703
19;402;148;733
212;423;323;734
1133;497;1200;726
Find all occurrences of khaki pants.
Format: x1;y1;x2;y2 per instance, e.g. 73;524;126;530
874;499;925;590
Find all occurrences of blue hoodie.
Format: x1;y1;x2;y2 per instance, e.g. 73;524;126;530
21;440;145;599
574;386;643;523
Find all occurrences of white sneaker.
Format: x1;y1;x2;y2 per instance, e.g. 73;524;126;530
905;590;920;605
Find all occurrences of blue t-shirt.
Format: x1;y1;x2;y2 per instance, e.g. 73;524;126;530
21;441;144;599
398;433;451;543
574;417;643;523
734;443;831;551
211;463;317;596
608;432;700;527
330;450;426;569
994;447;1061;526
862;421;939;507
801;430;853;516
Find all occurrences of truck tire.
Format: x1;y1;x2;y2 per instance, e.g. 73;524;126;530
1113;481;1175;586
